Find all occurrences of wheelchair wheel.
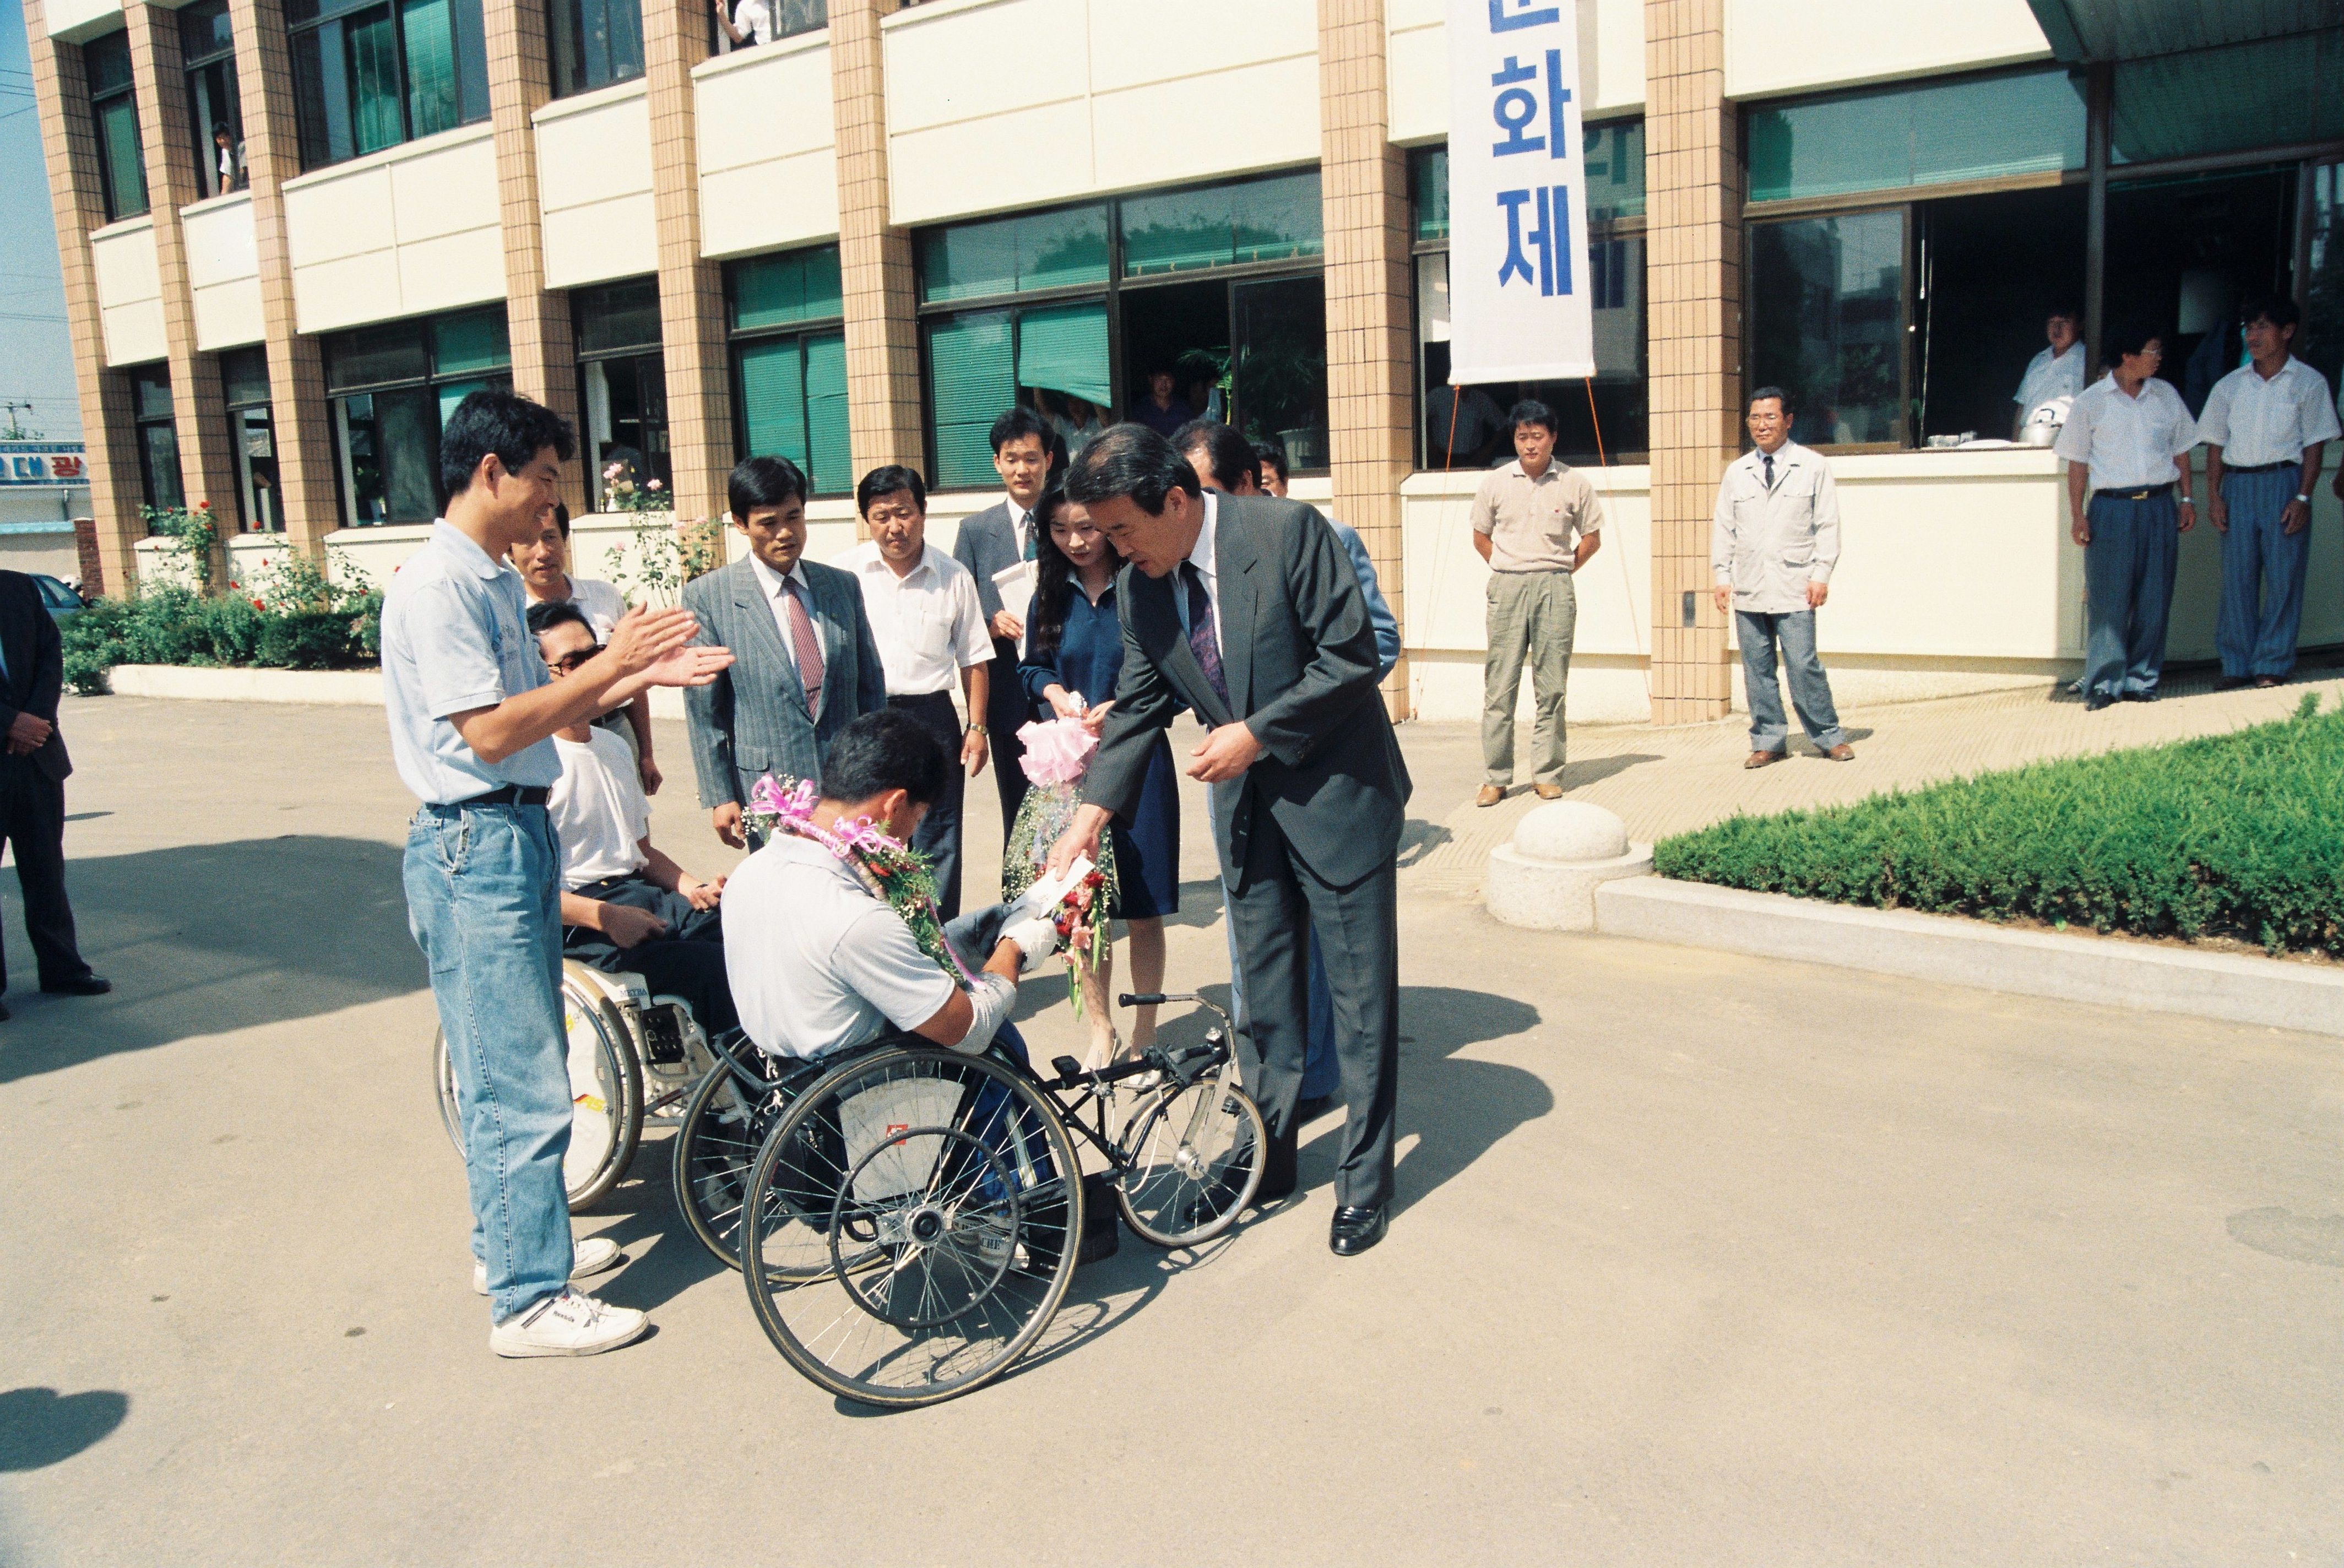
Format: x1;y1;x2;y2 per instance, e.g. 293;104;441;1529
672;1052;799;1272
1117;1067;1267;1248
429;973;643;1212
740;1045;1083;1409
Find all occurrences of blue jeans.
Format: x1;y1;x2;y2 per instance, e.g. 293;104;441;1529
1737;609;1845;752
2082;491;2180;698
2216;468;2312;679
404;802;574;1324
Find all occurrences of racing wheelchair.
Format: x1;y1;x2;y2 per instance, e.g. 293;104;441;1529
672;990;1267;1408
431;959;721;1210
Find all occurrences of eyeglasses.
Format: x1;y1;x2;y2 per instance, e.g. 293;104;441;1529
550;643;601;674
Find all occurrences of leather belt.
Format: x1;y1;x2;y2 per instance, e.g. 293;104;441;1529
2221;461;2295;475
2094;484;2176;502
457;784;550;807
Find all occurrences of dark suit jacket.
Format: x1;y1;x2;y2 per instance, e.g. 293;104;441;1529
0;572;70;782
1084;495;1409;888
951;499;1032;733
682;556;886;809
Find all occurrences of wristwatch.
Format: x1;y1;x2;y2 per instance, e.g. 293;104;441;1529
2296;493;2313;505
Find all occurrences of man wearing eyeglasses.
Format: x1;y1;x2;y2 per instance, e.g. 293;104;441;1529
529;599;737;1040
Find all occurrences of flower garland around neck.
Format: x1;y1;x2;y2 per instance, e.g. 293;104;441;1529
743;774;979;988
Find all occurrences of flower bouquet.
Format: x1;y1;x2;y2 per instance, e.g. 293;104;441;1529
1003;716;1117;1011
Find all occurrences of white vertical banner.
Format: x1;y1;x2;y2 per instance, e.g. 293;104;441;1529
1446;0;1594;384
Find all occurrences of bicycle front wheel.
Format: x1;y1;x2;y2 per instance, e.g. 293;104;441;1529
740;1045;1083;1409
1117;1070;1266;1248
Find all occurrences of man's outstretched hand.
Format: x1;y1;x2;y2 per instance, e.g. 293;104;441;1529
640;644;734;689
604;605;700;674
1047;802;1111;878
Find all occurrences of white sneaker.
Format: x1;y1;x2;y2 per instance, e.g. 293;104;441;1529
473;1235;623;1296
488;1289;648;1359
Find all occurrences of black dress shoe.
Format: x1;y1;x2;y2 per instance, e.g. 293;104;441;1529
1328;1205;1387;1256
41;974;111;996
2119;688;2155;703
2083;693;2114;712
1252;1132;1298;1206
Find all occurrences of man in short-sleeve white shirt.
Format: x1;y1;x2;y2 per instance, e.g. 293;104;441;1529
511;500;660;794
2012;306;2088;437
382;389;731;1359
833;465;994;919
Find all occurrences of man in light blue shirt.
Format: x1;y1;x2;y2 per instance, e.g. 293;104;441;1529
384;390;732;1359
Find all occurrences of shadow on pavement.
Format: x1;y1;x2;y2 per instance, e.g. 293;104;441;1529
0;1387;129;1472
0;835;417;1084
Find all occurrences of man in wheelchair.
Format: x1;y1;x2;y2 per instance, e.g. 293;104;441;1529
529;600;739;1038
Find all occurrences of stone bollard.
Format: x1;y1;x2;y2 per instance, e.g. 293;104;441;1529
1484;800;1654;931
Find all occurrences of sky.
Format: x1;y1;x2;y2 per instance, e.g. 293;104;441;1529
1;0;83;440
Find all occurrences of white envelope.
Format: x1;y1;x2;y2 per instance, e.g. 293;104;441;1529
992;560;1037;624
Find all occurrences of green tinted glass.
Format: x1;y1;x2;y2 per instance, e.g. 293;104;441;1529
85;32;134;94
731;245;844;331
221;346;272;408
1748;68;2086;203
1748;208;1906;444
1122;172;1323;278
927;311;1015;487
737;338;807;469
96;98;148;220
1016;302;1110;406
919;208;1110;305
325;321;428;390
804;332;850;496
346;8;404;155
401;0;459;137
432;308;511;376
2112;31;2344;165
1412;147;1448;242
133;368;175;420
1583;118;1643;220
575;279;663;356
1018;205;1110;293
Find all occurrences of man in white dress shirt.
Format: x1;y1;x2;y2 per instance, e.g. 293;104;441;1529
2200;295;2339;688
2012;304;2088;438
1711;387;1854;767
2054;323;2200;710
835;464;994;919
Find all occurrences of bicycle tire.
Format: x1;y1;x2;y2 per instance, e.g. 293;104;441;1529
1116;1071;1266;1248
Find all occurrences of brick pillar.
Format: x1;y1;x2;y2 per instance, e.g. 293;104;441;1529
831;0;921;480
26;3;149;595
1318;0;1412;719
1643;0;1737;722
642;0;730;523
125;3;238;573
230;0;342;557
486;0;586;514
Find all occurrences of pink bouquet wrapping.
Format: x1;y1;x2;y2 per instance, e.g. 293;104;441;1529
1016;715;1099;787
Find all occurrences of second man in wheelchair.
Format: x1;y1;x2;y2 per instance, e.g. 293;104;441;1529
529;600;739;1038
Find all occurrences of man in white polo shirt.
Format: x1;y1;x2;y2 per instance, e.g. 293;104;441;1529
383;390;731;1359
2200;295;2339;689
834;465;994;919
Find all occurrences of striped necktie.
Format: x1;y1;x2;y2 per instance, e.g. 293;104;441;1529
782;576;824;719
1182;562;1228;709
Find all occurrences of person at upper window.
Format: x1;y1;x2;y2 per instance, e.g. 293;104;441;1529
710;0;774;46
212;122;245;194
1252;439;1289;498
2011;303;2087;438
2199;294;2338;691
512;499;659;794
1127;366;1194;441
2055;322;2199;711
1049;394;1105;461
528;600;737;1040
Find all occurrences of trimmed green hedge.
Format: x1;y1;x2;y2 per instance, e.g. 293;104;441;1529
1653;695;2344;957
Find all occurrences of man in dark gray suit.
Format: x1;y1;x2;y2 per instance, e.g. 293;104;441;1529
685;457;888;847
951;405;1054;838
0;568;107;1017
1047;426;1409;1256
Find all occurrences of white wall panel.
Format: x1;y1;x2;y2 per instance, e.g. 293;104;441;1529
1388;0;1646;146
181;192;264;349
1724;0;2050;99
89;216;166;366
884;98;1095;225
1086;0;1315;92
282;126;503;333
535;82;660;286
1091;55;1321;194
42;0;122;43
694;36;840;258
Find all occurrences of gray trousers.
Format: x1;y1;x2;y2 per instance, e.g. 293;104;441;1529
2081;491;2180;698
1737;608;1845;752
1482;569;1576;787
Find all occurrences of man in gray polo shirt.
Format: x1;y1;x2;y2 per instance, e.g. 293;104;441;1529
384;390;732;1359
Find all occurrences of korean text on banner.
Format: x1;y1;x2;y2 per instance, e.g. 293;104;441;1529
1446;0;1595;384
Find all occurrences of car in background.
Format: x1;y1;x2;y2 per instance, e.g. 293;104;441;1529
28;573;86;621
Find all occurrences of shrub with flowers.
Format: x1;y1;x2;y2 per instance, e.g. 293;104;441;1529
606;511;726;606
601;460;669;514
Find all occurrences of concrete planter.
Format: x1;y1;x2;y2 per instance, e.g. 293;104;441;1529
1485;801;1655;931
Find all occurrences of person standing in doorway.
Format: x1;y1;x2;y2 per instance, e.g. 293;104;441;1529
953;406;1052;840
2012;303;2088;438
2201;295;2338;690
837;465;993;919
382;390;731;1358
683;456;887;850
2055;324;2200;710
0;567;108;1018
1127;367;1194;441
1711;387;1854;766
1471;400;1603;807
512;500;660;793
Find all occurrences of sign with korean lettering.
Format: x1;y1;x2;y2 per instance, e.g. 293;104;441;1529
0;442;88;486
1446;0;1594;383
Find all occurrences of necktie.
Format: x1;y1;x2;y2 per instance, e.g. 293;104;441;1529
1762;453;1776;491
782;576;824;719
1022;518;1038;562
1182;562;1229;709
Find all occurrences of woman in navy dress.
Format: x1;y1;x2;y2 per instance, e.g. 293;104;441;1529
1020;487;1180;1062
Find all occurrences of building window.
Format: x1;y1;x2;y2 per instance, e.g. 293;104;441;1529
131;366;182;512
2110;32;2344;167
549;0;643;98
1748;209;1907;447
323;307;509;525
180;2;245;198
85;32;148;223
1745;66;2087;205
1409;127;1648;469
914;170;1332;489
288;0;490;172
2303;161;2344;396
572;278;668;508
726;245;849;496
220;346;280;531
710;0;824;53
